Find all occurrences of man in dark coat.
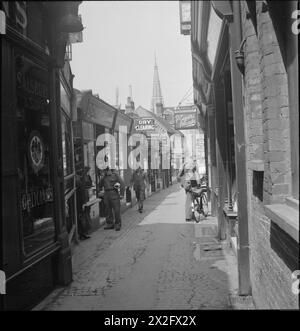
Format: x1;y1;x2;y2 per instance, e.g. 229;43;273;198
131;166;148;213
76;168;92;240
99;166;125;231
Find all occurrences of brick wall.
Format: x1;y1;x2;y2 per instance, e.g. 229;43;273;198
241;1;298;309
256;1;292;205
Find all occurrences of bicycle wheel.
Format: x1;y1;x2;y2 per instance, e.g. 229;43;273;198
200;192;209;218
193;197;202;223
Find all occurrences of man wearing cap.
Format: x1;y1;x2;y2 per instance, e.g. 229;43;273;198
131;165;148;213
99;166;125;231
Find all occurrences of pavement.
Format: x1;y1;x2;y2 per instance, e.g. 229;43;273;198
33;183;243;311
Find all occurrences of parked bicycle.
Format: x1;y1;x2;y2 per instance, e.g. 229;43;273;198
187;175;209;223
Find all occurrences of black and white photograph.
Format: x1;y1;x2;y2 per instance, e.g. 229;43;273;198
0;0;299;314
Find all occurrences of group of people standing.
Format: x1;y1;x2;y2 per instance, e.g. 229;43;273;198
76;161;206;239
76;165;149;238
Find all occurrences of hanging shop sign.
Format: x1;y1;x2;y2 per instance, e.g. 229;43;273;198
179;1;191;35
27;130;45;174
174;112;198;130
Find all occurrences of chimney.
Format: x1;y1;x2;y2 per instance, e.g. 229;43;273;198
156;102;164;117
125;87;135;114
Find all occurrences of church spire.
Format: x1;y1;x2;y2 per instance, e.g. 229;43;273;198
151;54;164;116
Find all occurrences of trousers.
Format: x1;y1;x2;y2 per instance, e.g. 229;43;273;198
104;191;121;226
135;188;145;210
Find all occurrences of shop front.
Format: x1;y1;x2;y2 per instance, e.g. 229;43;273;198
73;90;134;231
60;61;78;243
1;2;83;310
113;110;135;210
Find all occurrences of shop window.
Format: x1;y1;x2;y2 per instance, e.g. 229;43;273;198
16;54;55;256
74;137;83;174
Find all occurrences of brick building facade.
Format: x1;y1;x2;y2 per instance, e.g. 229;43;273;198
189;1;298;309
241;1;298;309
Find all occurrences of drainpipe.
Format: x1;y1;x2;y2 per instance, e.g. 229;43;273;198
229;0;251;296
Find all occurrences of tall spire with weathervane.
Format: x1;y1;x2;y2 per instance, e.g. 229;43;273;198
151;53;164;116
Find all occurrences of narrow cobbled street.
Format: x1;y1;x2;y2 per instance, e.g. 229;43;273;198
35;184;239;310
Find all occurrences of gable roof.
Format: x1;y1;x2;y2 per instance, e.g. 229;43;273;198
135;106;183;136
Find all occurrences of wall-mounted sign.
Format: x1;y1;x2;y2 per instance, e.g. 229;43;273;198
134;118;155;131
175;112;198;130
28;130;45;174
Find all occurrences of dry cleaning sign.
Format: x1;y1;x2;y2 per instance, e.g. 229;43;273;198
134;118;155;131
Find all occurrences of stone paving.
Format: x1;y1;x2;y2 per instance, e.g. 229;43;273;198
34;183;240;311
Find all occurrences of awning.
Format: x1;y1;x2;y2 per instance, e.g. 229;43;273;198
78;91;116;128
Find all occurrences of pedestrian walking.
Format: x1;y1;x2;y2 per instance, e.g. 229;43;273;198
131;165;148;213
178;162;201;221
99;166;125;231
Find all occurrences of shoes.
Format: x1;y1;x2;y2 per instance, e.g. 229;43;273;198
185;219;192;222
115;224;121;231
104;225;114;230
139;209;143;213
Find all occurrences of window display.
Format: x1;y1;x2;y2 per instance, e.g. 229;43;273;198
16;53;55;256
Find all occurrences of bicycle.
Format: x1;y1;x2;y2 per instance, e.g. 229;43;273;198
189;181;209;223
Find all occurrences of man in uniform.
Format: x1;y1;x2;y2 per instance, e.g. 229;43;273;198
99;166;125;231
131;165;148;213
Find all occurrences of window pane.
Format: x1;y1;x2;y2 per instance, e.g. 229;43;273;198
16;53;55;256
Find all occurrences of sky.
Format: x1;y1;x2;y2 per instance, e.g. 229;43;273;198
71;1;193;110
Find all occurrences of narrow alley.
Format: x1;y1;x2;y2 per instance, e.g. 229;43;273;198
1;1;298;312
34;184;239;311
